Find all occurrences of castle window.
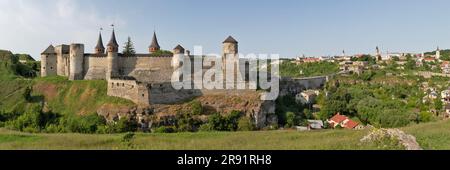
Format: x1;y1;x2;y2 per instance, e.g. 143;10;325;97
122;83;125;87
142;94;145;97
50;67;53;70
117;83;119;86
43;67;46;69
131;85;134;88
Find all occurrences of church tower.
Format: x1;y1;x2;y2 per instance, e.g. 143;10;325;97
106;28;119;79
436;46;441;60
149;31;160;53
95;31;105;54
376;46;382;61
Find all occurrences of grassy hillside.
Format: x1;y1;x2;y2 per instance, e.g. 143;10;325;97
0;120;448;150
32;76;135;115
402;120;450;150
1;77;134;116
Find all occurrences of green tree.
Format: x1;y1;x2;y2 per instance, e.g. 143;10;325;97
285;112;297;127
434;98;443;112
122;37;136;56
405;54;416;70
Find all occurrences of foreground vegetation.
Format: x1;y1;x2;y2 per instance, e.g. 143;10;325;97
0;120;448;150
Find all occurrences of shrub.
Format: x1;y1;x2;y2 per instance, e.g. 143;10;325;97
113;118;138;133
237;117;255;131
6;104;45;132
189;101;203;115
58;113;106;134
204;111;243;131
285;112;298;128
153;126;176;133
198;123;212;132
176;112;201;132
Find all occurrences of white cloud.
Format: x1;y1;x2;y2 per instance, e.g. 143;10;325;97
0;0;125;60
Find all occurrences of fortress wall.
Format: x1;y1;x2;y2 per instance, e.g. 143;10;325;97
119;57;174;82
119;57;173;71
55;45;69;76
62;54;70;77
148;83;201;104
107;79;142;105
84;55;108;80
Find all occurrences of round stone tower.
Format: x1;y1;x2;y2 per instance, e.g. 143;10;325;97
68;43;85;80
41;45;57;77
172;44;185;69
223;36;238;56
106;29;119;79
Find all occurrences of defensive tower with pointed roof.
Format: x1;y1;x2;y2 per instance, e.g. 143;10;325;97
106;28;119;79
149;31;161;53
95;31;105;54
41;45;57;77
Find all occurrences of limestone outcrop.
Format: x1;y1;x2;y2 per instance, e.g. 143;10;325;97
360;128;422;150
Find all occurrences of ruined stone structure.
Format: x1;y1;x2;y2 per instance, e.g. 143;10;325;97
41;30;255;107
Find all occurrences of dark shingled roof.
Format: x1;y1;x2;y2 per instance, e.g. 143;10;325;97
223;36;238;44
149;32;160;49
41;45;56;54
96;32;105;49
174;44;185;51
107;29;119;47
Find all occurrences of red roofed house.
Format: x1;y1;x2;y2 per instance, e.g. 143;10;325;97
327;113;360;129
423;57;436;63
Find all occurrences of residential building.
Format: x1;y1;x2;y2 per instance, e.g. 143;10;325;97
327;113;360;129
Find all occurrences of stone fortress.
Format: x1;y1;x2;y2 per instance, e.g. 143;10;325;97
40;29;255;107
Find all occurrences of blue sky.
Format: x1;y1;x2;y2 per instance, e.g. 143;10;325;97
1;0;450;59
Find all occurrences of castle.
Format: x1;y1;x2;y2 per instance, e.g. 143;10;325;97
40;29;251;106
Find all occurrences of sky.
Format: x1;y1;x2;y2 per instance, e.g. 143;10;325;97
1;0;450;60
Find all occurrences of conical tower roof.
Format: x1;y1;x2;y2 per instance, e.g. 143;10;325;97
96;32;105;49
107;29;119;47
149;31;160;49
223;36;238;44
174;44;185;51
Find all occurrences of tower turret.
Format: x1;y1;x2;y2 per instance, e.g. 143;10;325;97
107;29;119;53
172;44;185;69
41;45;57;77
95;31;105;54
149;31;160;53
222;36;238;55
222;36;239;88
106;28;119;79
